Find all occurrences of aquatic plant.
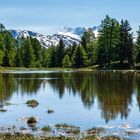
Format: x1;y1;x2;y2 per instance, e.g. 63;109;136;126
41;126;52;132
86;127;105;135
27;117;37;127
55;123;80;129
66;129;80;135
26;100;39;108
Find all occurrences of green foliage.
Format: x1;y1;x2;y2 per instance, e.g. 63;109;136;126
96;15;120;66
0;34;5;65
2;31;16;67
56;39;65;67
15;47;22;67
72;45;88;68
0;19;138;69
119;20;134;67
135;26;140;63
22;38;35;68
62;55;71;68
81;28;95;51
30;38;42;67
48;47;57;67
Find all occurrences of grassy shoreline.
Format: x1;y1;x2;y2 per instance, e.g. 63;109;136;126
0;133;122;140
0;66;140;73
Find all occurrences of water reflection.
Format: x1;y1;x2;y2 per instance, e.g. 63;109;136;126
0;71;140;123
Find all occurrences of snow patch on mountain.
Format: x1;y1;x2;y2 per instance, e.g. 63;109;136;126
9;26;99;48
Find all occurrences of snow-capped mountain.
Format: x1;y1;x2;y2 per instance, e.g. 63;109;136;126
9;26;99;48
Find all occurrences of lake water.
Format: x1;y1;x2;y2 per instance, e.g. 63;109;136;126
0;70;140;138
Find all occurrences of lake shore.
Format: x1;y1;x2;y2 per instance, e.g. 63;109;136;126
0;67;140;73
0;133;121;140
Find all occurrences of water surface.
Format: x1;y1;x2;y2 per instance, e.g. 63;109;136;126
0;71;140;138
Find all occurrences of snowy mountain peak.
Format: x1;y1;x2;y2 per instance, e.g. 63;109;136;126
9;26;99;48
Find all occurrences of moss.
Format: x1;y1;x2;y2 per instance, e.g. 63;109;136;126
26;100;39;108
41;126;52;132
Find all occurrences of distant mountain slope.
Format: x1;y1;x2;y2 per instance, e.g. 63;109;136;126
9;26;99;48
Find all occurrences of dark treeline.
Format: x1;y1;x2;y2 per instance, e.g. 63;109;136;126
1;15;140;69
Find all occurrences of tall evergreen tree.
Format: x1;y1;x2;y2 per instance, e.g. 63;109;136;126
96;15;120;66
135;26;140;63
56;39;65;67
81;28;95;51
22;38;35;68
30;38;42;67
2;31;16;67
62;55;71;68
15;47;22;67
72;45;88;68
0;34;5;65
48;47;57;67
119;20;133;66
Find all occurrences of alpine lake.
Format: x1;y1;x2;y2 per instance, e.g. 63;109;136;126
0;70;140;139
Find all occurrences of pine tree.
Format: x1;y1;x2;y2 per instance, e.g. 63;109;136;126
2;31;16;67
0;34;5;65
22;38;35;68
48;46;57;67
15;47;22;67
30;38;42;67
119;20;133;66
81;28;95;51
62;55;71;68
136;26;140;63
96;15;120;66
56;39;65;67
72;45;88;68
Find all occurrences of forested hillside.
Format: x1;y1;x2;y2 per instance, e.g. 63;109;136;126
0;15;140;69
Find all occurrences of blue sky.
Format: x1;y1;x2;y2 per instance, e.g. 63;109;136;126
0;0;139;35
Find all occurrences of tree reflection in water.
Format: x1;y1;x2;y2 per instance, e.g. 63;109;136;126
0;71;140;123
